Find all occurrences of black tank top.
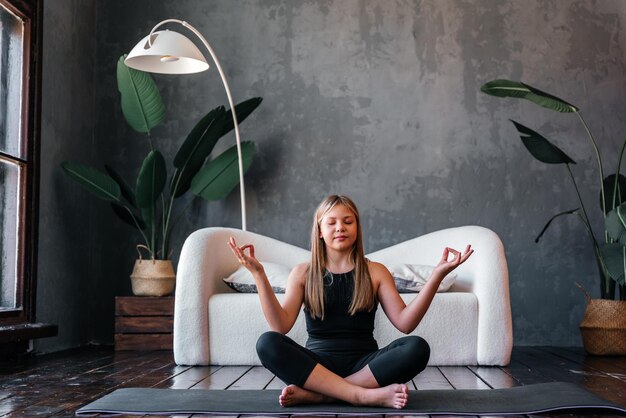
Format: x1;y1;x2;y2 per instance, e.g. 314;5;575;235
304;270;378;355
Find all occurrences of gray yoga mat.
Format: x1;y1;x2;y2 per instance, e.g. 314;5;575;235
76;382;626;416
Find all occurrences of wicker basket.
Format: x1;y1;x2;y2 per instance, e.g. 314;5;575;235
129;245;176;297
577;284;626;356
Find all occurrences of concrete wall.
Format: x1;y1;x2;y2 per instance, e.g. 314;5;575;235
37;0;98;351
37;0;626;352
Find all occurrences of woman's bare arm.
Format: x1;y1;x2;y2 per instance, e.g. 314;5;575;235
375;245;474;334
228;237;305;333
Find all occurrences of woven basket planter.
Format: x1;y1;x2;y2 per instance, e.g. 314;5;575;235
578;285;626;356
129;245;176;297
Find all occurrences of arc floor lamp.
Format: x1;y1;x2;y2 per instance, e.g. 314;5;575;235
125;19;248;231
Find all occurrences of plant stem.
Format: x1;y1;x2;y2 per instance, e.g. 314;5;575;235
162;197;176;259
168;194;198;236
593;244;612;299
123;206;152;257
575;114;613;296
576;112;605;216
160;193;168;259
162;170;184;260
147;131;154;151
147;203;156;258
605;135;626;299
574;211;595;243
144;131;156;257
574;212;608;296
612;136;626;209
566;164;598;248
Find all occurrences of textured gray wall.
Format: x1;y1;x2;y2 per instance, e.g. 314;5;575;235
36;0;98;351
37;0;626;352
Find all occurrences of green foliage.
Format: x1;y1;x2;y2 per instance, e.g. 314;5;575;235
601;174;626;215
105;164;138;208
599;244;626;286
191;142;255;200
482;78;626;300
62;55;263;259
511;121;576;165
116;55;166;133
605;203;626;245
481;80;579;113
171;106;226;197
61;162;121;202
136;150;167;208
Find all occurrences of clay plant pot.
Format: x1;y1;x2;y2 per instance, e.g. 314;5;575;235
130;245;176;297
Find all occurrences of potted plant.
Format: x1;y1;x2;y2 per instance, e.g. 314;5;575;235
481;79;626;355
62;55;262;296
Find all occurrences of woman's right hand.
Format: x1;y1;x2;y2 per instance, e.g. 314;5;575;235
228;237;264;275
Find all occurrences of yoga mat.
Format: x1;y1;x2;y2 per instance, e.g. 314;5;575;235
76;382;626;416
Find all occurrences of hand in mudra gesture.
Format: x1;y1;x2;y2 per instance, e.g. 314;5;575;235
434;245;474;276
228;237;264;275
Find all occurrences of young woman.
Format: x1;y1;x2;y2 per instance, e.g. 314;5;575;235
228;195;473;409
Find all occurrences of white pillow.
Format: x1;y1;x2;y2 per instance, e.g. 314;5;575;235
223;262;291;293
387;264;457;293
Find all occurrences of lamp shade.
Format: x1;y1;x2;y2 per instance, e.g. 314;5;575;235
125;30;209;74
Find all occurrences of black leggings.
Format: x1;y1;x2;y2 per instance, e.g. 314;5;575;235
256;331;430;387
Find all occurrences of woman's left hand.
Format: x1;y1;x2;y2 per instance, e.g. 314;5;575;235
433;245;474;276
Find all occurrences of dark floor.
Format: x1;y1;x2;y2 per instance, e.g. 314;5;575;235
0;346;625;417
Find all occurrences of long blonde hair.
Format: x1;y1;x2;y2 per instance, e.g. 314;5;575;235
305;195;375;319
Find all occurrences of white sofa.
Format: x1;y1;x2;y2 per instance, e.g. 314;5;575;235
173;226;512;366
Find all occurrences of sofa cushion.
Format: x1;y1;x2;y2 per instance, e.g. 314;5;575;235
389;264;456;293
224;262;456;294
223;262;291;293
207;292;478;366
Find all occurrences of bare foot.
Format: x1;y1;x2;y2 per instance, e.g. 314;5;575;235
356;383;409;409
279;384;332;407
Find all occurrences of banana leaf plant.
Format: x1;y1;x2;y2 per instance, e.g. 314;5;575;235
62;54;262;260
481;79;626;300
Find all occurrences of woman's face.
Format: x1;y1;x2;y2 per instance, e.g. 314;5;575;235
319;204;358;252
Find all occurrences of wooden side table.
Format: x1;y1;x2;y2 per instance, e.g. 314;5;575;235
114;296;174;351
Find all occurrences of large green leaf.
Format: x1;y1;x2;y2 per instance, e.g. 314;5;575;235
105;164;137;208
191;142;255;201
141;206;154;235
605;202;626;245
170;106;226;197
61;162;121;202
221;97;263;136
110;203;146;230
173;106;226;168
136;150;167;208
481;79;578;113
601;174;626;213
116;54;166;133
511;120;576;165
170;98;262;198
598;243;626;285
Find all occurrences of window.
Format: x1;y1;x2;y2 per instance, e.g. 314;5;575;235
0;0;41;332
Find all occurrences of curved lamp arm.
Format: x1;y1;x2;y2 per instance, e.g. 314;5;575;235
149;19;247;231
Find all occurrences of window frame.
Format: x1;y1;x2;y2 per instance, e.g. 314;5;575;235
0;0;41;328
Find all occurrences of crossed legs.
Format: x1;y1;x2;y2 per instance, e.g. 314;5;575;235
280;363;409;409
256;331;430;409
